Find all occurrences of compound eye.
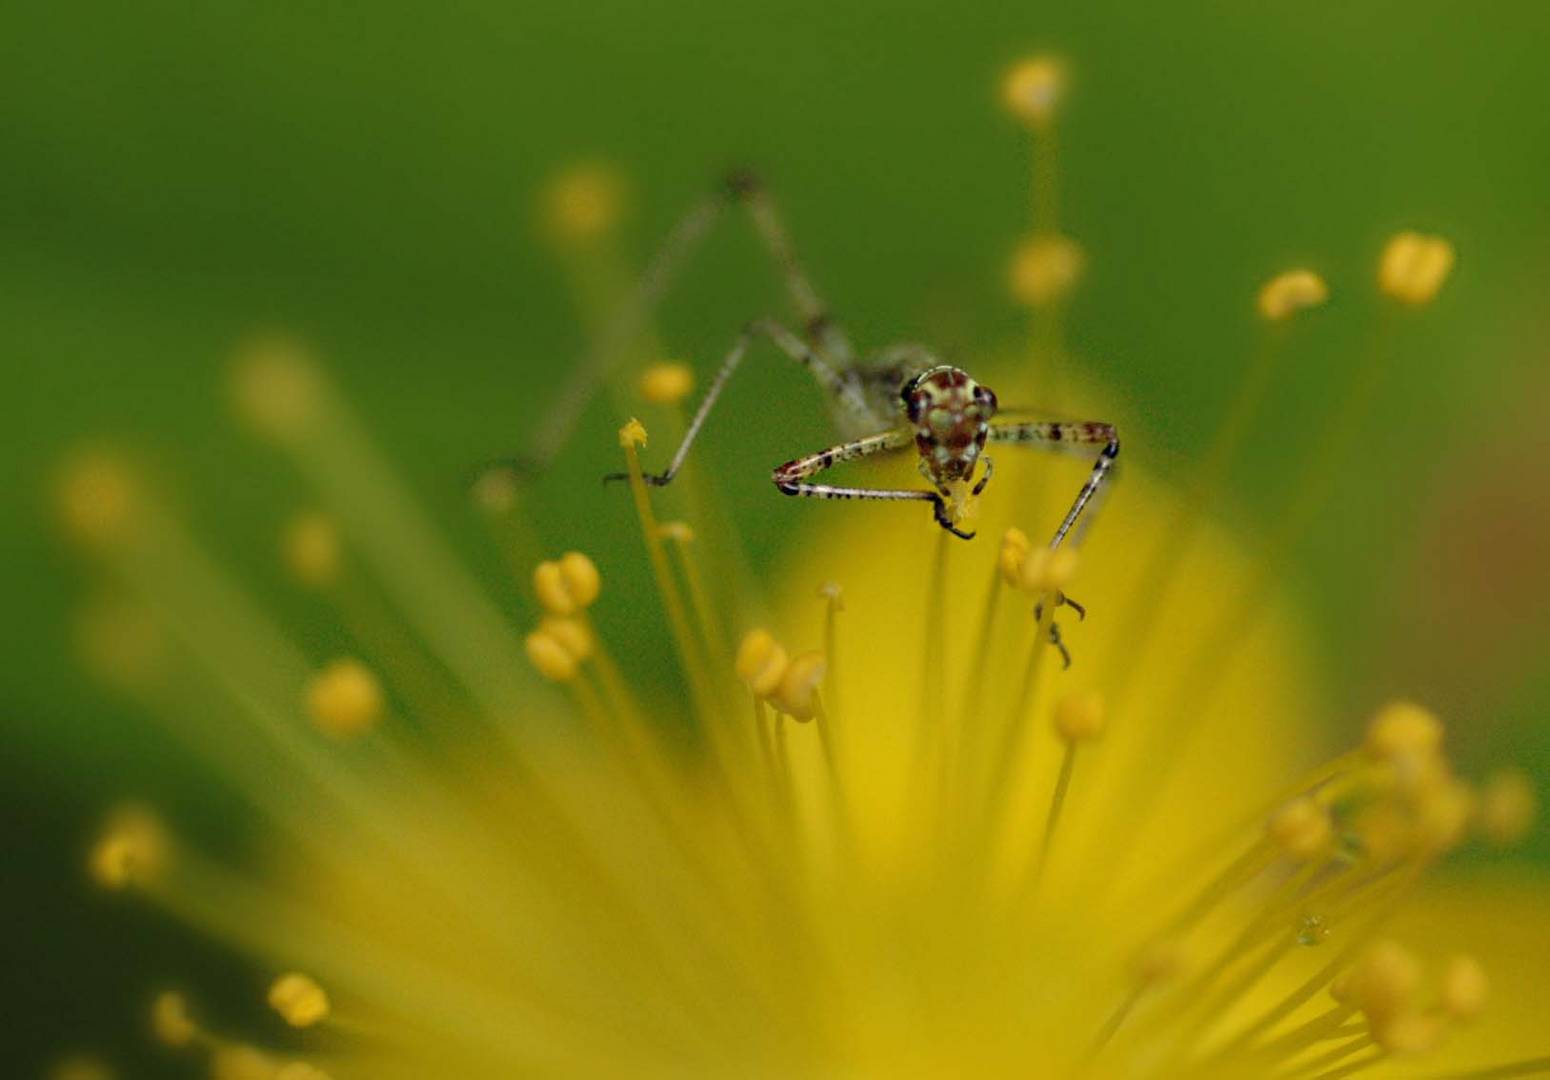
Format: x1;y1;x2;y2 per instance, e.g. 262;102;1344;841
976;386;999;416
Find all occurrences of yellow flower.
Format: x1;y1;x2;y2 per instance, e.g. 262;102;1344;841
51;66;1540;1080
58;353;1546;1077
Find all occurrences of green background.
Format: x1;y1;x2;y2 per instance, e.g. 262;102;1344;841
3;2;1548;1074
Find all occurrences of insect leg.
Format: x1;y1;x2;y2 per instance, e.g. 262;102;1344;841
523;189;732;473
772;431;977;540
602;320;864;488
728;170;858;366
511;167;870;483
988;420;1121;550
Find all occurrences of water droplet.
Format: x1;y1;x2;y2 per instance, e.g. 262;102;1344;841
1297;914;1330;946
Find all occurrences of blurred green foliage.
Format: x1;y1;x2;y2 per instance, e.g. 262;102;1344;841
3;1;1549;1073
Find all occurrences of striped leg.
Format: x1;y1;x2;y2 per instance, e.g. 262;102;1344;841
988;420;1121;549
603;320;875;488
520;171;855;474
729;170;857;366
526;191;729;470
772;430;978;540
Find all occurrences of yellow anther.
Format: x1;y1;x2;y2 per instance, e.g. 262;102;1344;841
735;629;789;699
470;465;520;515
267;972;330;1028
1365;701;1444;763
639;362;695;405
1378;231;1456;305
89;806;169;890
1348;940;1423;1023
275;1066;332;1080
559;551;602;606
1133;939;1188;985
56;451;139;549
658;521;696;543
1413;777;1474;855
1009;233;1085;307
1256;269;1329;321
230;335;324;441
1441;954;1488;1020
619;418;648;449
1385;745;1453;802
1053;689;1105;743
998;527;1031;586
525;629;580;683
49;1055;115;1080
533;552;602;615
539;615;594;664
1018;546;1078;594
773;650;827;722
210;1044;277;1080
305;658;384;739
542;163;626;244
75;597;163;692
281;513;341;588
150;990;197;1048
1477;767;1536;846
1371;1010;1442;1055
1268;796;1335;859
818;581;845;608
1002;56;1067;126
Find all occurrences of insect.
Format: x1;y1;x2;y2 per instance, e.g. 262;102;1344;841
579;171;1119;555
514;168;1118;552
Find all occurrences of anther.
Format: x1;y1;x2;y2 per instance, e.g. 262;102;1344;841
526;628;581;683
210;1044;278;1080
1371;1010;1442;1055
470;464;521;515
1365;701;1444;763
1348;940;1422;1024
56;451;140;549
1009;234;1085;307
282;513;341;588
1019;547;1079;594
268;972;331;1028
89;806;169;890
75;596;164;692
230;335;325;441
639;362;695;405
1257;269;1330;321
999;527;1031;586
150;990;197;1048
735;629;789;699
305;658;385;739
1268;796;1335;860
533;552;602;615
773;650;827;722
539;616;594;664
1053;689;1105;743
1002;56;1067;127
541;163;625;243
1477;767;1536;846
1440;954;1489;1021
275;1065;333;1080
619;418;648;449
1378;231;1456;305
